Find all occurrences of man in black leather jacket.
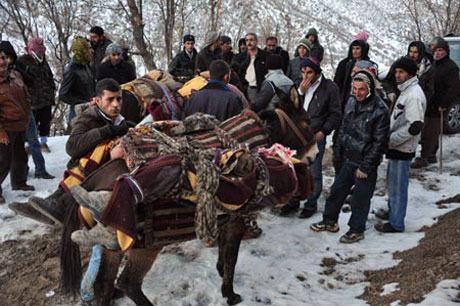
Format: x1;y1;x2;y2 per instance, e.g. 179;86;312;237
311;70;390;243
59;37;95;128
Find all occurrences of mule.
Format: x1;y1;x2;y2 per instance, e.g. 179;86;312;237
61;86;317;305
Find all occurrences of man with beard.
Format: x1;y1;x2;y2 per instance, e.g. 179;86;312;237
265;36;290;74
96;42;136;84
169;34;197;82
234;33;269;103
220;35;234;65
412;38;460;168
311;71;389;243
375;57;426;232
89;26;112;73
0;44;35;204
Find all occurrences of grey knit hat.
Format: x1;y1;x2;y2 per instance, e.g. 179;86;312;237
106;43;123;55
297;38;312;51
203;31;221;48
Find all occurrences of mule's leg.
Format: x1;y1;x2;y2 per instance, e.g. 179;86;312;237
93;248;123;306
219;215;246;305
117;248;161;306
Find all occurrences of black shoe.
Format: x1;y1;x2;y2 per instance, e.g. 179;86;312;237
34;172;55;179
9;202;55;226
29;196;64;226
375;208;389;220
411;157;429;169
310;220;340;233
427;156;437;164
278;198;300;216
299;208;317;219
12;184;35;191
374;222;402;233
339;231;364;243
0;195;5;204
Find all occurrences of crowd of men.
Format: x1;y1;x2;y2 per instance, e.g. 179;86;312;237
1;25;460;305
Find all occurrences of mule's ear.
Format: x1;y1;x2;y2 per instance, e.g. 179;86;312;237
289;86;301;110
258;110;278;123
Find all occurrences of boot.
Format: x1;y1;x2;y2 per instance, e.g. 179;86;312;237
411;157;429;169
69;185;112;221
9;202;55;226
71;222;119;250
34;172;55;179
12;184;35;191
29;191;65;226
278;197;300;216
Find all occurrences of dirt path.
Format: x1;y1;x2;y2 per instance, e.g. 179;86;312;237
360;206;460;305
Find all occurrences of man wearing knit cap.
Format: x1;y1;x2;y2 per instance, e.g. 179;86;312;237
0;43;35;204
305;28;324;62
252;54;293;113
233;33;269;103
169;34;197;83
412;37;460;168
264;36;290;74
96;42;136;84
16;38;56;154
89;26;112;73
281;56;341;218
287;38;312;88
195;31;222;74
220;36;234;65
375;57;426;233
311;70;389;243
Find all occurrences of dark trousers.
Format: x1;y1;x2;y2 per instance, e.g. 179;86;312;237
323;161;377;233
0;131;28;195
304;138;326;210
33;105;52;137
420;116;441;159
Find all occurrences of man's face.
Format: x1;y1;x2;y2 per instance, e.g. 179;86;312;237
307;35;315;44
434;48;448;61
408;46;420;61
89;33;101;46
395;68;411;84
351;65;361;77
352;46;362;59
221;41;232;54
96;90;122;119
184;41;195;52
298;46;308;58
239;43;247;53
352;80;370;102
0;52;8;78
301;66;318;83
109;53;121;66
266;39;277;52
245;35;257;51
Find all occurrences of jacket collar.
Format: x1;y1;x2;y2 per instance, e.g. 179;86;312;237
397;76;418;92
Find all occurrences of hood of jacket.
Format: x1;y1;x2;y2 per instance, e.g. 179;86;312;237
347;40;369;60
265;69;294;87
407;41;427;63
306;28;319;42
352;70;376;102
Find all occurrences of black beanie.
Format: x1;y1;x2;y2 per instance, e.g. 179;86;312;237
221;36;231;44
393;56;418;76
0;41;18;63
183;34;195;43
90;26;104;36
266;54;283;70
433;38;450;54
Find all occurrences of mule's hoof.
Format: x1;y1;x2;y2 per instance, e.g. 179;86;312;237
227;294;242;305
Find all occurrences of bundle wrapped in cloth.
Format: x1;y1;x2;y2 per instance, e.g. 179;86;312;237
71;144;312;252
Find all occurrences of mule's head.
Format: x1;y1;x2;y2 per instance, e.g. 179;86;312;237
259;86;318;165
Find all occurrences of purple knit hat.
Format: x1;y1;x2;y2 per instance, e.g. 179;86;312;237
300;57;321;73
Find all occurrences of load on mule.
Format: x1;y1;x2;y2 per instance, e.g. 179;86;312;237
60;87;317;305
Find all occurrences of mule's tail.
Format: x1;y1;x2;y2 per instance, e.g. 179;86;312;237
60;196;82;295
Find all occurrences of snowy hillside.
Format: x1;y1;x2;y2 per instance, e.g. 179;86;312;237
1;134;460;305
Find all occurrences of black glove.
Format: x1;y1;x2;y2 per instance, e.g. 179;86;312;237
101;122;128;138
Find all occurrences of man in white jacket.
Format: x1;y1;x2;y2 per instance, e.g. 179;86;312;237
375;57;426;233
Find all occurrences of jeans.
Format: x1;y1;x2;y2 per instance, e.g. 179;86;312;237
323;161;377;233
387;159;411;231
80;245;103;302
304;138;326;211
68;105;76;126
26;111;47;175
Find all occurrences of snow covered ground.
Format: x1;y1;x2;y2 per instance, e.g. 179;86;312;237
1;134;459;305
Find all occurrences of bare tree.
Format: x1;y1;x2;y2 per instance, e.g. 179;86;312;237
153;0;176;63
0;0;39;45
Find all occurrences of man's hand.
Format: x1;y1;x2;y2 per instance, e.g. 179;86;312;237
314;131;324;142
438;106;446;112
355;168;368;179
0;131;9;145
299;78;312;94
200;71;210;80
